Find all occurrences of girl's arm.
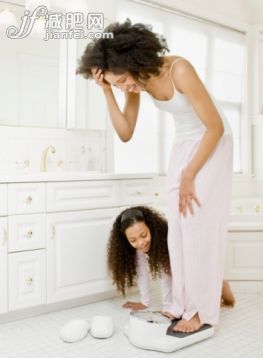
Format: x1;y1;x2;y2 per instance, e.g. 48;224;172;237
92;68;140;142
172;60;225;216
123;250;150;310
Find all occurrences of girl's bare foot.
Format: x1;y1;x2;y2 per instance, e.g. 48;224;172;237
173;313;203;333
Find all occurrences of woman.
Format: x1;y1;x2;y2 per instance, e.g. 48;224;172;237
77;19;233;333
108;206;235;318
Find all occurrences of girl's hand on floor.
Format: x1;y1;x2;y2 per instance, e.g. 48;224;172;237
122;301;147;310
91;67;111;91
179;171;201;217
161;311;176;320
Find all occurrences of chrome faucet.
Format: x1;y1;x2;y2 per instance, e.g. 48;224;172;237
40;145;56;172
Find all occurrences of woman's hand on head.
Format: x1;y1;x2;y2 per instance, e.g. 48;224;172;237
122;301;147;310
179;170;201;217
91;67;111;91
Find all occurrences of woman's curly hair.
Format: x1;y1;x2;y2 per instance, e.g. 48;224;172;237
76;18;169;81
107;206;170;296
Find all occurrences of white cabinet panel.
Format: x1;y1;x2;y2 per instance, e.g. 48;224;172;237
8;214;46;253
0;185;7;216
8;183;45;215
0;218;7;313
46;181;119;212
120;179;152;206
9;250;46;311
225;231;263;280
47;208;118;303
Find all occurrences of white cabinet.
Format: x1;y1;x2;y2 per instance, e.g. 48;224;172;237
8;250;46;311
225;230;263;280
0;218;7;314
46;208;118;303
0;176;159;320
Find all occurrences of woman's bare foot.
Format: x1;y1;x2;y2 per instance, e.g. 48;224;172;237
221;280;236;307
173;313;203;333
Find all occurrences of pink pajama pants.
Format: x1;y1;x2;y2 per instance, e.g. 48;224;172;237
166;134;233;326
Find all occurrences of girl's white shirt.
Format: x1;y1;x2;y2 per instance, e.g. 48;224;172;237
136;250;173;311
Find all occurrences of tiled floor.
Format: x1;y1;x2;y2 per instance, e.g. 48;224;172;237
0;287;263;358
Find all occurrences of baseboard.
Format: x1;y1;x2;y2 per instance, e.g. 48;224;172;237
228;280;263;293
0;289;118;324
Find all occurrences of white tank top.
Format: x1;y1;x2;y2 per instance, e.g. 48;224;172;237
151;58;231;142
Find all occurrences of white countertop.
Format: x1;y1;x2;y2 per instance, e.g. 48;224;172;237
0;171;158;183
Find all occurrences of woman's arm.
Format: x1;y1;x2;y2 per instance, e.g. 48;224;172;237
92;68;140;142
172;60;225;216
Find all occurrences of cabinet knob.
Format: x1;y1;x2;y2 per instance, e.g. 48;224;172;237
255;204;261;213
236;206;243;214
26;277;33;286
136;191;143;195
26;196;33;205
154;192;159;196
26;230;33;239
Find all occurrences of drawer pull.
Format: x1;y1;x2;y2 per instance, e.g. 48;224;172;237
236;206;243;214
26;196;33;205
26;230;33;239
255;204;261;213
26;277;33;286
154;192;159;197
51;224;55;240
136;191;143;195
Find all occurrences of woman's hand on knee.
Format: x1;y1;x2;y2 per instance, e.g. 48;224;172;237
122;301;148;310
179;172;201;217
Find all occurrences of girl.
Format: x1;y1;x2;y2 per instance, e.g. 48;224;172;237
108;206;235;318
77;19;233;333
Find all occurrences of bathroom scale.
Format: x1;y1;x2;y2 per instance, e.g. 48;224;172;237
124;310;215;353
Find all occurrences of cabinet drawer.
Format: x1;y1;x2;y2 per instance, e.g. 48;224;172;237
8;250;46;311
120;179;152;206
46;181;119;212
8;183;45;215
151;177;167;204
8;214;46;252
0;184;7;216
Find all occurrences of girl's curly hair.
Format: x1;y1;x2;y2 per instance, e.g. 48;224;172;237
107;206;170;296
76;18;169;81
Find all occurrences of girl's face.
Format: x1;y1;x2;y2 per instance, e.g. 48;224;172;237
103;71;144;93
125;221;151;253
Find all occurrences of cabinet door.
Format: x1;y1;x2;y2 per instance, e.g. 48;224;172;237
0;185;7;216
46;208;119;303
67;39;107;130
225;231;263;280
0;218;7;313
